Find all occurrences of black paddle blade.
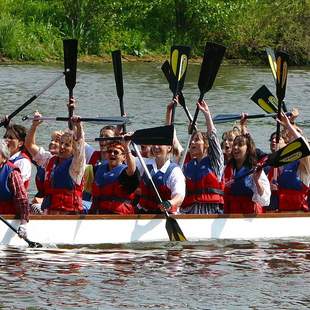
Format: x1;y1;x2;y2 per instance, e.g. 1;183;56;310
112;50;124;101
266;137;310;168
170;45;191;96
166;217;187;241
161;60;173;92
198;42;226;100
275;51;289;103
132;125;174;145
27;240;43;248
63;39;78;92
250;85;278;114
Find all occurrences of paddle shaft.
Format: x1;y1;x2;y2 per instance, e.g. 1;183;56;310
0;72;64;127
23;116;127;124
0;215;42;248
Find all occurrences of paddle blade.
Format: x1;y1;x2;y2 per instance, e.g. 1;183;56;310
166;217;187;241
170;45;191;96
112;50;124;101
275;51;289;103
198;42;226;100
63;39;78;92
265;47;277;82
132;125;174;145
251;85;278;114
266;137;310;168
161;60;173;92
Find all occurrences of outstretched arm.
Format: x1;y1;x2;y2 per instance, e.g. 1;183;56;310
24;112;43;157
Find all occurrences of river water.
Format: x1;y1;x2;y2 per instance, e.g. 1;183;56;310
0;62;309;309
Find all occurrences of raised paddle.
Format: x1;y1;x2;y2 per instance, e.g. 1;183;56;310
112;50;126;132
161;60;195;128
94;125;174;146
169;45;191;124
132;143;186;242
212;112;291;124
0;216;42;248
63;39;78;130
265;47;277;83
275;51;289;143
250;85;278;113
0;73;65;128
231;136;310;183
180;42;226;168
22;116;128;125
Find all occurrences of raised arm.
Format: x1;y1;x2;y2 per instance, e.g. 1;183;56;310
123;134;136;176
24;112;43;157
197;99;215;135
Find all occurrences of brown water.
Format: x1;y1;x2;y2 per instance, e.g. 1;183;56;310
0;63;309;309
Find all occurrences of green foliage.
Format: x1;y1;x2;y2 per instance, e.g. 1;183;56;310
0;0;308;64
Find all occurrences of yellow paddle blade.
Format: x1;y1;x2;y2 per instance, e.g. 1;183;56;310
178;54;188;81
171;49;179;76
280;140;302;156
282;62;288;89
258;98;276;113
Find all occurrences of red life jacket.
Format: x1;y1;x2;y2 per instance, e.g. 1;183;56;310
0;161;19;214
91;163;135;214
182;157;224;207
277;161;309;211
139;162;177;212
9;150;31;190
223;163;263;214
88;150;103;167
42;156;83;212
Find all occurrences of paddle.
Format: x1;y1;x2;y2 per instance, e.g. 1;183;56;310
63;39;78;130
23;116;128;125
212;112;291;124
250;85;278;113
169;45;191;124
0;216;42;248
112;50;126;133
180;42;226;168
94;125;174;146
161;60;195;127
265;47;277;83
232;136;310;182
132;143;186;241
275;51;289;143
0;73;64;128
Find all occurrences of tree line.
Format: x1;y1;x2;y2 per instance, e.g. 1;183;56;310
0;0;308;64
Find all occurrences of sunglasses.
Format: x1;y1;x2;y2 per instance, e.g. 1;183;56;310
107;149;123;156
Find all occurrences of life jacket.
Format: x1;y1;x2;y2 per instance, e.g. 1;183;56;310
9;150;31;190
91;162;135;214
0;161;19;214
277;161;309;211
88;151;103;167
35;165;45;195
139;162;178;212
182;157;224;207
42;156;83;212
223;163;263;214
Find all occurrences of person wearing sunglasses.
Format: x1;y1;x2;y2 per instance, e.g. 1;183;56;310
90;138;139;214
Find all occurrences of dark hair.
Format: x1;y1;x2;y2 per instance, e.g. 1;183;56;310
232;134;257;168
5;124;27;142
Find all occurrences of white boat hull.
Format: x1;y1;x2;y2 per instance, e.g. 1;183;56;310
2;213;310;247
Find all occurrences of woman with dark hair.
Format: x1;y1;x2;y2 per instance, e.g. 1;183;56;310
179;100;224;214
3;124;32;189
223;134;270;214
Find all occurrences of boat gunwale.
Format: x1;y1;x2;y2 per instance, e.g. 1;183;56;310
3;212;310;221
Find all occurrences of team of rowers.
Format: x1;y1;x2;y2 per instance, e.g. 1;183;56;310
0;95;309;238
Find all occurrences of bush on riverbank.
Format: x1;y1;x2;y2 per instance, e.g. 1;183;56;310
0;0;309;64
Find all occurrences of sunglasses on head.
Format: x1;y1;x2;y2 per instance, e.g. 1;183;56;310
107;149;123;156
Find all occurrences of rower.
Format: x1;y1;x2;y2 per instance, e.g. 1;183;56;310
0;139;29;238
223;133;271;214
180;100;224;214
3;123;32;190
90;138;139;215
24;103;86;215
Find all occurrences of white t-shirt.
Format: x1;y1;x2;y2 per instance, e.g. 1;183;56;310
10;151;31;183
